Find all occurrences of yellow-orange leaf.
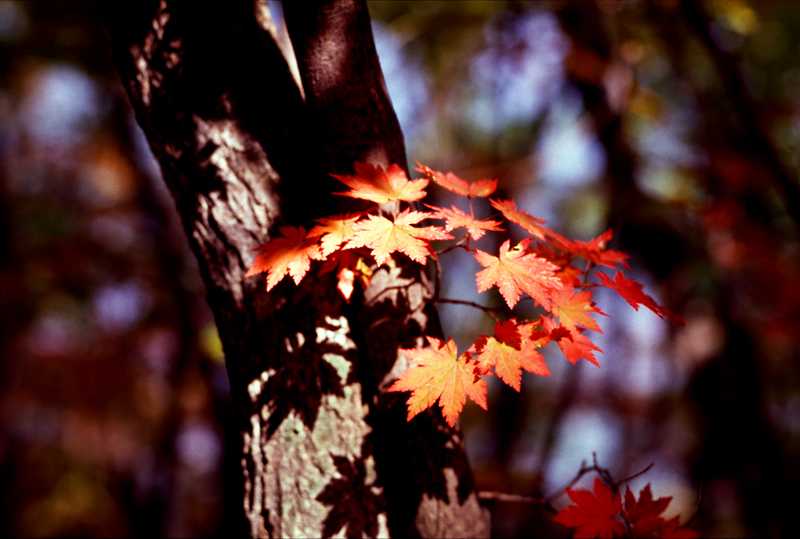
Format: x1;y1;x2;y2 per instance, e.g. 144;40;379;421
491;198;569;245
245;226;325;291
473;320;550;390
415;161;498;197
474;239;564;309
427;204;503;240
550;287;606;333
345;209;452;266
333;162;428;204
309;213;363;256
389;336;487;427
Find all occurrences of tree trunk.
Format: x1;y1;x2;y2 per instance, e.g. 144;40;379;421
101;1;490;537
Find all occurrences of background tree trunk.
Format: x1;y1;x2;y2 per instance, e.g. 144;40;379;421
101;1;490;537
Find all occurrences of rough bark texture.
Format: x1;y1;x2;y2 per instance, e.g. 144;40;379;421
101;1;489;537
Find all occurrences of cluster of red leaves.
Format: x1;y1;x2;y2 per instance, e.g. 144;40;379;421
553;477;698;538
246;161;683;427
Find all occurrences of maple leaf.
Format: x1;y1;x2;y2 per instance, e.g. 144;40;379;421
472;320;550;390
623;484;700;539
426;204;504;240
473;239;564;309
388;336;488;427
345;209;453;266
518;319;553;350
564;229;631;271
491;198;569;245
559;330;602;367
333;162;428;204
622;484;674;537
553;477;626;539
308;213;363;256
597;271;684;326
245;226;325;291
415;161;498;197
657;516;701;539
556;265;585;288
550;287;607;334
543;316;601;366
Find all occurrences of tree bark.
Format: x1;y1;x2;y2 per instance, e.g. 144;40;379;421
101;1;489;537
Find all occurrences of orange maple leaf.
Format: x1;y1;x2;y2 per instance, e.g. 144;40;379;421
426;204;504;240
556;265;585;288
245;226;325;291
473;239;564;309
597;271;684;326
345;209;453;266
472;320;550;390
333;162;428;204
553;477;626;539
564;229;631;270
415;161;498;197
389;336;488;427
490;198;569;245
308;213;363;256
550;287;607;334
559;330;602;366
543;316;601;366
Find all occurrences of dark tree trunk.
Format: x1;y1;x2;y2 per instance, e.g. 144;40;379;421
101;1;489;537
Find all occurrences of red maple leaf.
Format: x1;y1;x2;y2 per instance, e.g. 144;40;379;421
388;336;488;427
656;516;701;539
245;226;325;291
474;239;564;309
553;477;626;539
563;229;631;271
415;161;498;197
345;209;453;266
333;162;429;204
555;265;585;288
472;320;550;390
622;484;699;539
597;271;684;326
559;329;602;367
491;198;569;245
550;287;607;334
623;484;673;537
426;204;504;240
543;316;601;366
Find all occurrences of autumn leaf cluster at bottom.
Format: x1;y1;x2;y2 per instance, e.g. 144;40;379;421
553;478;699;539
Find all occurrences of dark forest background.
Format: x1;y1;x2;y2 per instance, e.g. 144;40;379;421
2;1;799;537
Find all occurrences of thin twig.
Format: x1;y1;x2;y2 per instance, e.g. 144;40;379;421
617;462;655;487
478;491;544;505
683;469;705;527
545;453;656;505
436;297;505;316
480;454;659;516
436;238;469;256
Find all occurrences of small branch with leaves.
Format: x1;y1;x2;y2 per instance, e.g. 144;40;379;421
246;160;684;428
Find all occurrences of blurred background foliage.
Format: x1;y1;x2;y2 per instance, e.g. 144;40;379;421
2;1;799;537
